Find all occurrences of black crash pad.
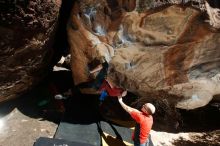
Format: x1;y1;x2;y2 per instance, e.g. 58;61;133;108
55;122;101;146
34;137;94;146
99;121;133;143
54;121;133;146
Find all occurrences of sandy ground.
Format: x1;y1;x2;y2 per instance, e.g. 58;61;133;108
0;108;57;146
101;128;220;146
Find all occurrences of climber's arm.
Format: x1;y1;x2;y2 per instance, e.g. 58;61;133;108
89;64;103;74
118;91;140;114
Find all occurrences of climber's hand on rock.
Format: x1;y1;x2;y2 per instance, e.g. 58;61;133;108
118;90;127;101
121;90;127;97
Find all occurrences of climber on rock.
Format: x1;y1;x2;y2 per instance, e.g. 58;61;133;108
78;56;125;102
98;77;124;102
88;57;125;102
118;91;155;146
89;57;109;90
76;56;108;90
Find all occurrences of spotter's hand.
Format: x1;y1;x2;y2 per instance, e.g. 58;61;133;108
121;90;127;97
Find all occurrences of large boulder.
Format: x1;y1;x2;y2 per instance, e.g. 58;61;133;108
108;6;220;110
68;0;220;130
0;0;60;102
68;0;220;107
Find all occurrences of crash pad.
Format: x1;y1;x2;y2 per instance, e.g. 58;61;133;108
55;122;101;146
34;137;94;146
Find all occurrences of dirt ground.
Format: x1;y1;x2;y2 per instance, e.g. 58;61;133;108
0;92;58;146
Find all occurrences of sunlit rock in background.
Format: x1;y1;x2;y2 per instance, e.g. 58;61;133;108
68;0;220;130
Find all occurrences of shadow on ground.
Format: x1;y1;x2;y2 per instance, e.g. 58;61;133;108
0;71;74;124
177;103;220;132
172;131;220;146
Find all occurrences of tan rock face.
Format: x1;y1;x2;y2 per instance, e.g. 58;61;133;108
68;0;220;129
